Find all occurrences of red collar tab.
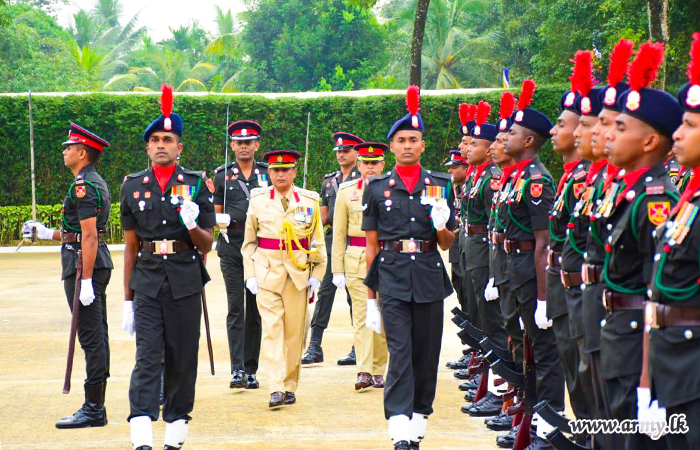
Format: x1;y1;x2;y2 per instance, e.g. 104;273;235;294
499;164;517;189
472;161;492;182
616;166;650;204
515;158;534;178
586;159;608;185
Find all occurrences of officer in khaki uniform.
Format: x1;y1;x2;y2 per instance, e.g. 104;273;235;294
332;142;389;391
242;149;327;409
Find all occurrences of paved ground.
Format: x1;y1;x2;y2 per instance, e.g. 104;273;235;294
0;250;513;450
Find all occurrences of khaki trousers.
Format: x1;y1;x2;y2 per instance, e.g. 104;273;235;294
347;275;388;375
257;275;308;394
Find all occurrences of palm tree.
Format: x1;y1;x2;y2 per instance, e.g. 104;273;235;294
204;5;245;92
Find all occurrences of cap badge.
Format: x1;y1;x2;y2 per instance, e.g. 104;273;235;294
626;91;641;111
499;119;507;131
687;85;700;108
337;138;343;145
564;92;576;107
515;110;524;122
368;146;374;153
164;117;172;131
474;126;481;136
241;128;248;136
581;97;592;114
604;87;617;106
277;156;283;162
462;125;468;134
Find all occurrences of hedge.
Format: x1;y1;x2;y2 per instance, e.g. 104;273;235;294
0;87;569;209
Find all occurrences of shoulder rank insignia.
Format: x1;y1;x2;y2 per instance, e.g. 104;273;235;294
530;183;543;198
646;185;665;196
648;201;671;226
206;178;215;194
75;185;86;198
572;170;586;181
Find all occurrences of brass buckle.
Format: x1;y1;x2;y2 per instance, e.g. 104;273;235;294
645;302;660;330
154;240;175;255
401;240;419;254
602;291;610;311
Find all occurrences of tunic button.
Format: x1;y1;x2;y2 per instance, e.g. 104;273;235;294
163;255;168;260
684;329;693;339
654;254;660;261
411;217;416;222
580;283;586;290
437;262;441;267
409;196;414;200
380;257;385;262
630;320;638;329
162;220;167;225
647;289;653;298
607;224;613;230
192;255;196;259
516;249;521;254
161;197;165;201
600;319;606;327
410;255;416;260
137;252;142;257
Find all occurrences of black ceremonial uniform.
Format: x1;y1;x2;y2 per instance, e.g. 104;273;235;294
548;159;591;420
310;169;359;330
362;167;455;419
213;161;267;377
459;170;480;325
120;165;216;423
666;157;683;186
504;157;565;411
448;183;465;309
465;163;507;348
599;162;676;449
61;165;113;386
677;167;693;193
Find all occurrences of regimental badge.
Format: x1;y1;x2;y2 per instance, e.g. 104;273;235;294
648;201;671;226
133;191;140;199
530;183;543;198
573;182;585;199
76;186;86;198
144;191;151;199
277;156;283;162
326;182;331;188
384;190;391;198
491;179;500;191
206;178;215;194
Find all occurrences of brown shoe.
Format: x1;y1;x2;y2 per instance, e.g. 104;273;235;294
269;391;285;409
372;375;385;388
355;372;373;391
284;391;296;405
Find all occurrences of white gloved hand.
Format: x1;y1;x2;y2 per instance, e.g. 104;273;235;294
366;298;382;334
79;278;95;306
534;299;553;329
215;213;231;227
637;387;668;439
307;277;320;299
22;220;54;240
519;317;525;330
332;273;346;289
180;199;200;230
485;278;499;301
122;300;135;336
246;277;259;295
430;201;451;231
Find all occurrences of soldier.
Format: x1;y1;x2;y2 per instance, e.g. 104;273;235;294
545;52;592;432
302;132;361;366
242;149;327;409
332;142;389;391
599;42;680;450
445;149;469;319
646;34;700;449
213;120;267;390
501;80;566;448
362;86;455;450
120;86;216;450
23;123;112;429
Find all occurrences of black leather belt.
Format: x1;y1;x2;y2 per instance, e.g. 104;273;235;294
140;240;193;255
381;239;438;254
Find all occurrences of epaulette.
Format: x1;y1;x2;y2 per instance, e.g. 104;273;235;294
257;161;269;168
428;171;451;181
181;167;206;178
250;186;268;197
644;176;667;196
528;164;543;181
339;178;360;190
667;159;682;171
490;165;503;180
123;169;148;182
323;171;340;179
215;162;235;174
572;162;587;181
296;187;320;201
368;173;390;183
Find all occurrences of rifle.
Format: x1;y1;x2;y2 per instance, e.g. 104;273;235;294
535;400;573;434
545;428;589;450
508;333;537;450
200;287;215;375
481;337;511;362
63;250;82;394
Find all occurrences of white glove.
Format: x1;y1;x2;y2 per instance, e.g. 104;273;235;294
307;277;320;299
519;317;525;330
637;387;668;439
485;278;499;301
534;299;553;329
246;277;259;295
180;199;200;230
366;298;382;334
122;300;135;336
79;278;95;306
22;220;54;240
332;273;346;289
215;213;231;227
430;201;451;231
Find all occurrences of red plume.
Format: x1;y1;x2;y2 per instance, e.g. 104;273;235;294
406;85;420;128
607;38;634;87
517;79;536;111
459;103;471;126
687;32;700;85
628;42;665;92
476;101;491;127
499;92;516;120
572;50;594;98
160;84;173;118
467;103;477;121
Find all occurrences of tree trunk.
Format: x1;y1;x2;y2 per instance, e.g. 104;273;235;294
409;0;431;87
647;0;670;88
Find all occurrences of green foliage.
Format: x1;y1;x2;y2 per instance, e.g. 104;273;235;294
0;87;567;209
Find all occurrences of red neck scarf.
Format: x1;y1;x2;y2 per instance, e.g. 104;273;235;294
671;167;700;216
499;164;517;190
152;164;176;194
585;159;607;186
615;166;650;205
557;159;581;196
395;164;421;193
471;161;492;184
514;158;533;179
603;164;621;192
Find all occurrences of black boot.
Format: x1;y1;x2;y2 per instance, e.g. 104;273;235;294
301;327;324;364
55;383;107;429
337;345;357;366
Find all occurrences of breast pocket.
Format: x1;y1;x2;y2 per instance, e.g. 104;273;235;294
344;245;365;276
349;206;363;228
129;200;155;227
378;200;403;233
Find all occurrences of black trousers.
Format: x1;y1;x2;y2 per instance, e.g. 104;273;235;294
220;253;261;374
380;294;443;419
310;250;351;330
451;266;465;312
604;374;668;450
667;400;700;450
128;278;201;423
470;265;508;349
586;350;624;449
513;278;565;411
64;268;111;385
499;282;524;365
